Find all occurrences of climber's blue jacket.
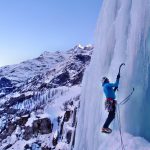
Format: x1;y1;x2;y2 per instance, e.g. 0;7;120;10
102;79;119;99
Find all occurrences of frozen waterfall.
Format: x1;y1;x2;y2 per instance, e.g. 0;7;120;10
74;0;150;149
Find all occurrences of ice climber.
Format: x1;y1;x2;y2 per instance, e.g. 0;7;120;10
101;74;120;133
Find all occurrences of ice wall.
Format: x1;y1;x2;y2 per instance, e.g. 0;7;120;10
74;0;150;149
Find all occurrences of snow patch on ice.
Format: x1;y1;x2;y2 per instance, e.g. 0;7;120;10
98;131;150;150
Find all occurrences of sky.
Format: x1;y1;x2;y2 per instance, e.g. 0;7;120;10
0;0;102;67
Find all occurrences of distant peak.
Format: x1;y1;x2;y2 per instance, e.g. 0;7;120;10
40;51;52;57
85;44;93;48
74;44;94;50
84;44;94;50
74;44;84;50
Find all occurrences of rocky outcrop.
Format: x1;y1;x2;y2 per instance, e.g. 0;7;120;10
0;122;16;142
64;111;71;122
0;77;15;97
0;77;12;88
33;118;52;134
0;115;29;142
42;147;52;150
71;70;84;85
52;135;58;147
23;126;33;140
3;144;12;150
75;54;91;64
66;130;72;144
24;142;42;150
16;115;29;126
50;70;70;87
23;118;52;140
7;94;33;107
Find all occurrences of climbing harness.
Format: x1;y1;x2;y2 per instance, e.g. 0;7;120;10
105;98;116;112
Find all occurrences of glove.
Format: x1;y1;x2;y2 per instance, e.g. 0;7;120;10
117;74;120;80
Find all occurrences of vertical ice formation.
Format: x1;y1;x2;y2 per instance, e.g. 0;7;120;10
74;0;150;149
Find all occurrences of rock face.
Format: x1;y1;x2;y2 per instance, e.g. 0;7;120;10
0;44;93;150
0;122;16;142
32;118;52;135
23;118;52;140
66;130;72;144
0;77;14;97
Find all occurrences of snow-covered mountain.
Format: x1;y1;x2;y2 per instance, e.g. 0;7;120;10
0;44;93;150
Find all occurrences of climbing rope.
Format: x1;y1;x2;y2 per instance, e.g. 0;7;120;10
116;104;125;150
115;88;135;150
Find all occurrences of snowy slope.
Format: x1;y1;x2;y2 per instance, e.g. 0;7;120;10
98;131;150;150
0;44;93;150
0;44;92;83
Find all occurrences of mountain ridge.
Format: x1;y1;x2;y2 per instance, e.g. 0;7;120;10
0;44;93;150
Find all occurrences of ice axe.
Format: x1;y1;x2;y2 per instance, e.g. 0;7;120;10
114;63;125;92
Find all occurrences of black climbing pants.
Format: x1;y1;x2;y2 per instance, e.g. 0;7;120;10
103;100;116;128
